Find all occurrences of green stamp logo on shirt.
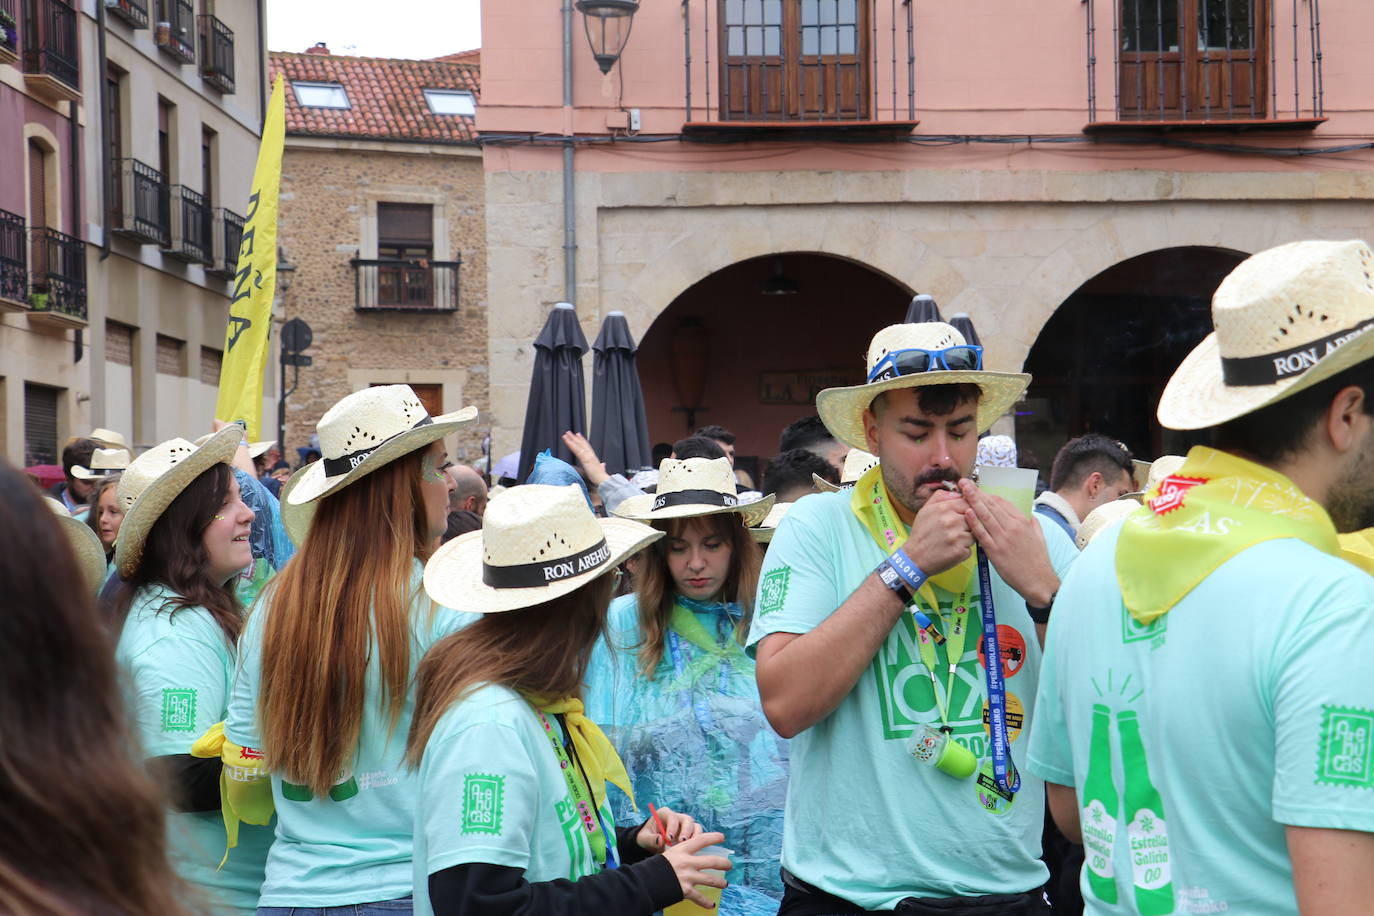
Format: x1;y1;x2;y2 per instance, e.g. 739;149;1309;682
462;773;505;834
1317;706;1374;789
160;688;197;732
1121;603;1166;645
759;566;791;616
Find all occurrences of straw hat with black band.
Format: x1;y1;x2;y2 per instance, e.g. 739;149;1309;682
72;447;130;481
194;433;278;461
815;322;1030;451
814;448;879;493
749;500;792;544
113;425;243;579
613;457;775;528
44;497;109;591
287;385;477;506
424;484;662;614
1158;239;1374;431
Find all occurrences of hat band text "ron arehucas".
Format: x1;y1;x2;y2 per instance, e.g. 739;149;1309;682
1221;319;1374;386
651;489;739;511
321;415;434;477
482;537;612;589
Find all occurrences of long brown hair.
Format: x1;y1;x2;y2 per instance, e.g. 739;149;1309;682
407;572;615;765
633;513;762;677
84;473;122;559
258;450;434;795
0;462;193;915
113;463;243;644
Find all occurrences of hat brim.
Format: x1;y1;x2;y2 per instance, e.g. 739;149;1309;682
57;514;110;592
423;517;663;614
816;371;1031;451
1158;327;1374;430
71;465;124;480
278;465;314;547
113;425;242;579
612;492;775;528
287;406;478;506
248;440;276;459
812;473;848;493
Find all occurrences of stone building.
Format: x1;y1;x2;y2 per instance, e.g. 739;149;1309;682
1;0;267;464
271;45;486;463
480;0;1374;482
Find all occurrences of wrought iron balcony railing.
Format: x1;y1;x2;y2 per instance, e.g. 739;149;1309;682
28;227;87;322
0;209;26;307
112;158;170;246
154;0;195;63
104;0;149;29
22;0;79;97
208;207;244;278
351;258;461;312
165;185;211;263
198;14;234;93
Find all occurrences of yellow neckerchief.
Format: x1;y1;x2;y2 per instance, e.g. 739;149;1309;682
521;694;635;813
850;463;975;602
190;722;274;866
1338;528;1374;576
1116;446;1339;624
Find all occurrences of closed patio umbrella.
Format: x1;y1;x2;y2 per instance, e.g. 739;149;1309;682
949;312;983;347
904;293;942;324
517;302;589;484
590;311;652;478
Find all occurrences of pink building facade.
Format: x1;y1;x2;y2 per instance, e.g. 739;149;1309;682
480;0;1374;477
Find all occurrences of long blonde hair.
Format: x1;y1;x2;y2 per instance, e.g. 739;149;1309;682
258;450;433;795
406;573;615;766
632;513;762;677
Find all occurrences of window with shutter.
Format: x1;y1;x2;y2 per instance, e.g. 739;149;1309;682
376;203;434;307
24;383;60;467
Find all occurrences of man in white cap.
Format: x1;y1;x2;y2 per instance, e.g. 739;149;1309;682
749;321;1077;913
1028;240;1374;914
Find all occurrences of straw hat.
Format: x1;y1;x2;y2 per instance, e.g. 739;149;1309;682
192;433;277;460
1126;455;1186;502
287;385;477;506
816;322;1030;450
814;448;879;493
71;447;130;480
424;484;662;614
113;426;241;578
613;457;775;528
1077;499;1143;550
1159;240;1374;430
88;427;132;456
976;434;1018;468
278;465;313;547
43;497;109;592
749;500;792;543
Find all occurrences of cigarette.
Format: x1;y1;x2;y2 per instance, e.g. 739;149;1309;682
940;481;958;491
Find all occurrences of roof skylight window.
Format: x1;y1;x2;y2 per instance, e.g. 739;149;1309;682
293;81;351;109
423;89;476;116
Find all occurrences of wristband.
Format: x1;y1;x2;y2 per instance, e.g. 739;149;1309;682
885;550;928;593
1026;592;1056;624
876;561;914;605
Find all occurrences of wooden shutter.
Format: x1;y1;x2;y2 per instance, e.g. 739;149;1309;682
24;383;59;467
377;203;433;246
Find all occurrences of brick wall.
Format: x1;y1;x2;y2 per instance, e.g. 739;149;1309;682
276;144;488;464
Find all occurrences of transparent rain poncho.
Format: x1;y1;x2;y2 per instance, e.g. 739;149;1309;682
586;593;788;915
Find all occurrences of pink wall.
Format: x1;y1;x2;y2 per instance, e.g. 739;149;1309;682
481;0;1374;172
0;85;81;234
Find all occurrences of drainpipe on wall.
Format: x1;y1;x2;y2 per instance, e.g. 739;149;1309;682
97;0;110;264
68;73;82;364
562;0;576;304
257;0;268;124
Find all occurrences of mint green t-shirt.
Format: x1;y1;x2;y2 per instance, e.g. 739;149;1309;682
225;560;473;907
1028;527;1374;915
115;584;273;915
745;489;1079;909
412;683;620;916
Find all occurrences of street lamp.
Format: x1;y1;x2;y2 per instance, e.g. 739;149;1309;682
575;0;639;74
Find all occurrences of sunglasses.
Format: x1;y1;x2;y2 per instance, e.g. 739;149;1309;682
867;345;984;383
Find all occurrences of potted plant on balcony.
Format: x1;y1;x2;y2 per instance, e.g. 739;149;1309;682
156;19;171;45
0;9;17;49
29;291;49;312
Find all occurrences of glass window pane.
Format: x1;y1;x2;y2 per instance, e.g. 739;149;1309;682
764;0;781;25
820;0;836;25
820;25;837;54
746;26;762;55
1198;0;1253;50
726;0;743;26
1120;0;1180;53
745;0;761;25
802;0;819;25
728;25;744;55
838;24;856;54
802;26;818;55
839;0;856;26
764;24;781;55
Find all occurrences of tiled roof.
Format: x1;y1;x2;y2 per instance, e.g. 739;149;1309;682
270;50;480;145
433;49;480;64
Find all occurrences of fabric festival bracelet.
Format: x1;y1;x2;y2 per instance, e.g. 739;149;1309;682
885;549;928;593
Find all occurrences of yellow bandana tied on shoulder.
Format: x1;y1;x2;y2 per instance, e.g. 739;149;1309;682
1337;528;1374;576
850;463;975;601
522;695;636;812
1116;446;1339;625
191;721;275;866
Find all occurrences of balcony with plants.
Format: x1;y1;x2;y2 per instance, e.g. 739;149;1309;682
154;0;195;63
351;256;462;312
27;226;87;328
198;13;234;93
104;0;148;29
0;209;26;312
0;0;19;65
22;0;80;102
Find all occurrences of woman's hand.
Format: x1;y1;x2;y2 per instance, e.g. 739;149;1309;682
635;805;704;852
662;831;732;910
561;431;610;486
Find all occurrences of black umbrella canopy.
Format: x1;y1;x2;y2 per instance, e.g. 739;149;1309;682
590;311;652;477
517;303;590;484
904;293;943;324
948;312;983;348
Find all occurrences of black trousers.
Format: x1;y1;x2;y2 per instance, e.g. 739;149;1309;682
778;870;1051;916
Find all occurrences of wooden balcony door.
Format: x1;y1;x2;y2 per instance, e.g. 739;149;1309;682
1119;0;1266;120
719;0;869;121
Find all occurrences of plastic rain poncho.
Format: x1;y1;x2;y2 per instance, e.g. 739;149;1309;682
585;593;788;915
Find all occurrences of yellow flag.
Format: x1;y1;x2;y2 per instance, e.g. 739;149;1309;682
214;74;286;440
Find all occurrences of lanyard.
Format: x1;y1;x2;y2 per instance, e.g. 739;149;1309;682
532;706;618;870
915;595;970;730
976;548;1020;795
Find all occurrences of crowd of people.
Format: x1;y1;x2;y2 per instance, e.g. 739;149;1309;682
7;238;1374;915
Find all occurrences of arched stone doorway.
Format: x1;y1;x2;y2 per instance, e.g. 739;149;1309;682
637;252;911;484
1016;246;1247;469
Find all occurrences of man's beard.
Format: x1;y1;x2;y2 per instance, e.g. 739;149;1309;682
1326;431;1374;533
882;463;963;515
